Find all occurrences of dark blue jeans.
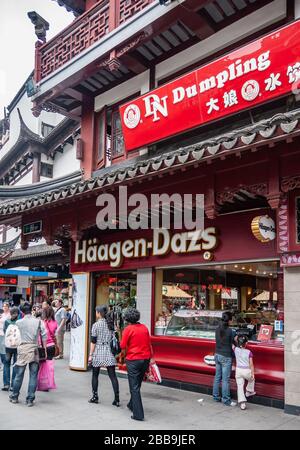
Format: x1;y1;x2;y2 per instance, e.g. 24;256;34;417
1;353;9;387
4;350;17;388
212;354;233;405
11;362;39;402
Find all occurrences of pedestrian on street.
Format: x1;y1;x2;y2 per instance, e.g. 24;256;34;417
2;306;19;392
0;302;11;390
88;305;120;406
120;307;153;422
42;306;58;361
9;302;47;407
54;299;67;360
234;335;256;410
212;311;237;407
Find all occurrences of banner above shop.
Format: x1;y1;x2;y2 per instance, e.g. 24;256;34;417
120;20;300;151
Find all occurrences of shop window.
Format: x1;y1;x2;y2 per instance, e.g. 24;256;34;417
154;262;284;343
40;162;53;178
95;272;137;330
41;122;54;138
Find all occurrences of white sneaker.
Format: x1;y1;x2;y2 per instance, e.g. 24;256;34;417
225;401;237;407
246;391;256;398
240;402;247;410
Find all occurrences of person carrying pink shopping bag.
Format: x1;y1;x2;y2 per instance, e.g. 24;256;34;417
37;360;57;391
234;335;256;410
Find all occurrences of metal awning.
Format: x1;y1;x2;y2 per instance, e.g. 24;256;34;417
0;269;57;279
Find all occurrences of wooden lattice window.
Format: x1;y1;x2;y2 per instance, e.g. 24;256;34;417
111;110;125;159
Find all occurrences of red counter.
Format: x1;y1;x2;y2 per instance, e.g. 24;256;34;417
151;336;284;400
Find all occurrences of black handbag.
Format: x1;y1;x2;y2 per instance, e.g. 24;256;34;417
110;331;121;356
38;321;47;362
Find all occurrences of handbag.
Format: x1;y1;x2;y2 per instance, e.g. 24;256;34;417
45;320;59;357
38;321;47;362
110;331;121;356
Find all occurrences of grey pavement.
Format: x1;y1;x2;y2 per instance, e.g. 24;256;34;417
0;336;300;430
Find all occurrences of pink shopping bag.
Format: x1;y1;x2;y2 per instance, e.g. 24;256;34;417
37;360;57;391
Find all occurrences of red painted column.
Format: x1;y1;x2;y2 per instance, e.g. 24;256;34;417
81;95;95;179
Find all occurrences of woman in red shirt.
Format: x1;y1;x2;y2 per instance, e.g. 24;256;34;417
120;308;153;421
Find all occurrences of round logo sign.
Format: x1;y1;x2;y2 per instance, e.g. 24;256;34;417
241;80;260;102
123;104;141;129
251;215;276;243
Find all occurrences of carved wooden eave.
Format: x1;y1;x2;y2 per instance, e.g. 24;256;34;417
2;109;300;220
53;0;85;16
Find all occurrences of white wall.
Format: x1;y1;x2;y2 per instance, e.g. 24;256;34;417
136;268;153;332
13;169;33;186
295;0;300;19
52;142;80;178
284;267;300;413
95;71;149;112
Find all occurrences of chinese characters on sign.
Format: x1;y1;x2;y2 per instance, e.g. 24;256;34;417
23;221;42;236
120;21;300;151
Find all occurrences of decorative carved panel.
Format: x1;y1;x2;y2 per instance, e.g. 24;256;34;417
119;0;154;24
40;1;110;79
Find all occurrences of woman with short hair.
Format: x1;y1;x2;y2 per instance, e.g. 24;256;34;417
88;305;120;407
121;307;153;422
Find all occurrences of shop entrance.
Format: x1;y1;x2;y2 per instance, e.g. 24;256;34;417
95;271;137;330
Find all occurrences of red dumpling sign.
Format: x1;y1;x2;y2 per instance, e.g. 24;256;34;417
120;20;300;151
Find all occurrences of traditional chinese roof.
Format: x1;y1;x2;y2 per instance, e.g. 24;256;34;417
0;235;21;266
53;0;85;15
8;243;62;261
0;109;79;182
1;108;300;218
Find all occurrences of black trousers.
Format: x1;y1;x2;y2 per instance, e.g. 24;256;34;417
92;366;119;399
126;359;150;420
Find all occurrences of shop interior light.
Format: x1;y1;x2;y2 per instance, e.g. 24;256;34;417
242;266;246;270
263;271;267;275
249;268;253;272
234;265;238;268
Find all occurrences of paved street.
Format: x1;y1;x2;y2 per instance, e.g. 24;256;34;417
0;337;299;430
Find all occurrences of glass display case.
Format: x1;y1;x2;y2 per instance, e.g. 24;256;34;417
165;310;225;340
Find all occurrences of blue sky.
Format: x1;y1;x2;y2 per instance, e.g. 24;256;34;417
0;0;73;119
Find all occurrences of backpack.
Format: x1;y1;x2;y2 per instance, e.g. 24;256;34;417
5;324;21;349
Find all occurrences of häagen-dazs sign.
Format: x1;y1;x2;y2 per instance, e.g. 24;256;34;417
74;228;218;268
251;215;276;243
120;21;300;151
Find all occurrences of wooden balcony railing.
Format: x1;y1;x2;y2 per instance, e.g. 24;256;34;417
36;0;155;82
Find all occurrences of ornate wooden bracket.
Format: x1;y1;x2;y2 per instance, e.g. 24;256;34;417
204;172;220;219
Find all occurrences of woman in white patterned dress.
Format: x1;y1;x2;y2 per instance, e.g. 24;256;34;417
88;305;120;406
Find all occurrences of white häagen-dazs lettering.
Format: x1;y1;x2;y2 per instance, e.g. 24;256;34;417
187;230;202;252
75;240;87;264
